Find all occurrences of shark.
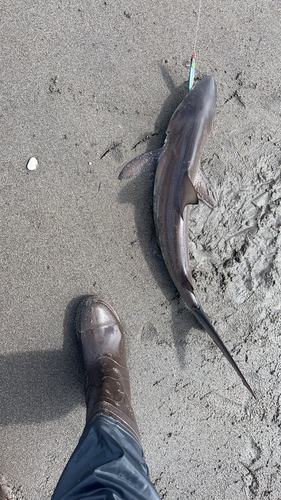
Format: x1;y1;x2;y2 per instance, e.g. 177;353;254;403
119;76;255;397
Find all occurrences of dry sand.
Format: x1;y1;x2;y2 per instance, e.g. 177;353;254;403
1;1;281;498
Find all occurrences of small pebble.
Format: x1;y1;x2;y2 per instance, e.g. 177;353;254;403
88;161;92;166
26;157;38;171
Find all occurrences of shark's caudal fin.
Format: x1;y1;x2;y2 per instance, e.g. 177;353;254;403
192;306;255;398
118;149;162;180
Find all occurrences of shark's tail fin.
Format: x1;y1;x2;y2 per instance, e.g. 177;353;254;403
192;306;255;398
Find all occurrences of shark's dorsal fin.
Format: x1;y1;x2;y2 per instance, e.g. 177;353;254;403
179;172;198;218
194;170;217;208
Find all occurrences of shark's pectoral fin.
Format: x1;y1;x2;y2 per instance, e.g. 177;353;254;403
179;172;198;218
194;170;217;208
118;149;162;180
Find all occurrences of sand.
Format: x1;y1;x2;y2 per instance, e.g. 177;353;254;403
1;1;281;498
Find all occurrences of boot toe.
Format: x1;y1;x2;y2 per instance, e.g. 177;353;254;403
77;297;124;366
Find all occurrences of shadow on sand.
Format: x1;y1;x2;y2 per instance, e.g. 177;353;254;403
0;295;88;426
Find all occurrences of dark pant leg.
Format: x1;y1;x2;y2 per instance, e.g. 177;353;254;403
52;415;161;500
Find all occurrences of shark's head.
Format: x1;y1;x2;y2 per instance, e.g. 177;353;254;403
167;76;217;136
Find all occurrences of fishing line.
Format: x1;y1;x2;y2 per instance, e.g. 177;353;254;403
188;0;203;91
193;0;202;53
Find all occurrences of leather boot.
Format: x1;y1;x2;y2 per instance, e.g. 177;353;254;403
76;297;141;442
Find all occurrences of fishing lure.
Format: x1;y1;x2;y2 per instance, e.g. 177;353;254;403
189;52;196;91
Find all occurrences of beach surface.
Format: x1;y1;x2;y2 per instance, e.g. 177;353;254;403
1;1;281;498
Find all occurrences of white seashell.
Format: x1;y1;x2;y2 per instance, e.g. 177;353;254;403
27;157;38;171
